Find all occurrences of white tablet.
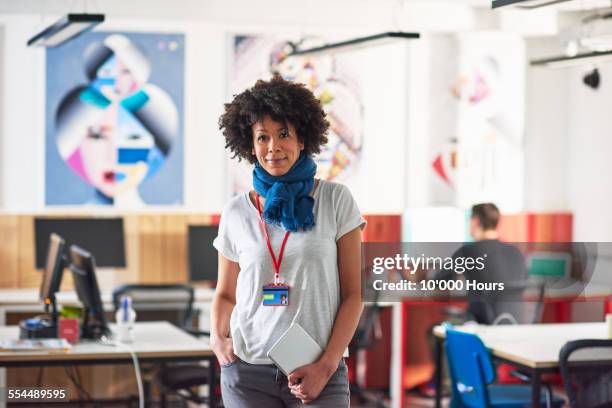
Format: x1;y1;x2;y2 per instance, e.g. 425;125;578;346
267;322;323;376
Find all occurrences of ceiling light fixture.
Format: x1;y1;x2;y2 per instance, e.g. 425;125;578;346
492;0;573;9
27;13;104;48
286;31;420;58
492;0;612;9
530;49;612;68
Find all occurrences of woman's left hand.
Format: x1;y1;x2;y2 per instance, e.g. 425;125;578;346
287;359;336;404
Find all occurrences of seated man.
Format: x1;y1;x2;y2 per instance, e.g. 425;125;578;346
436;203;527;324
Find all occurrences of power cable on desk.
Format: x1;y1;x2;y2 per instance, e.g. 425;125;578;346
99;338;144;408
125;345;145;408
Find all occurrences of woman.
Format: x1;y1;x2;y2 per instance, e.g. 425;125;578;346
211;75;365;407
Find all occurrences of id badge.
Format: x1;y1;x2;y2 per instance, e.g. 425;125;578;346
262;284;290;306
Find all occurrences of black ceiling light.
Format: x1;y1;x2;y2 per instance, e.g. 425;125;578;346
492;0;573;9
286;32;420;58
583;68;601;89
531;51;612;68
530;50;612;67
27;13;104;48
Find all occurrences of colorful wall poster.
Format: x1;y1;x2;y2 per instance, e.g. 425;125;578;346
430;33;525;211
45;31;184;206
229;35;364;195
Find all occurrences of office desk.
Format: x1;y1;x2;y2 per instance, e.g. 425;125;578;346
389;283;612;408
0;321;216;407
432;322;609;408
0;287;216;324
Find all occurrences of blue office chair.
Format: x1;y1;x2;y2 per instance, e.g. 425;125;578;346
445;327;565;408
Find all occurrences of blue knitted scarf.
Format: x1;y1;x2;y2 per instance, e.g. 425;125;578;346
252;154;316;232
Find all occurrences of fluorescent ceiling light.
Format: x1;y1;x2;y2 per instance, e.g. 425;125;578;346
286;32;420;57
530;49;612;67
493;0;572;9
27;14;104;47
493;0;612;9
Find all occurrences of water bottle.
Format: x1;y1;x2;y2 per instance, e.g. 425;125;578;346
115;296;137;343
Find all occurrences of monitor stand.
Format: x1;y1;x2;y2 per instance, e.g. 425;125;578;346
19;295;59;339
80;308;111;340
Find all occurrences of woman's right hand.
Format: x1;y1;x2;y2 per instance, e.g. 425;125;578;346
211;334;236;366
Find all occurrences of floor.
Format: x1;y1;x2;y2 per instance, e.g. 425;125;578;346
351;390;449;408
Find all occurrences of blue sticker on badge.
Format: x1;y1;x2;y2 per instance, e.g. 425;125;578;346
262;285;289;306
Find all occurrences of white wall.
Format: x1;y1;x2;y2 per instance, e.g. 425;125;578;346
337;42;411;213
0;16;43;211
566;63;612;241
0;24;4;208
524;38;571;212
525;37;612;241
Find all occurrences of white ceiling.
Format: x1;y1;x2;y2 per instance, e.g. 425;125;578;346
0;0;609;36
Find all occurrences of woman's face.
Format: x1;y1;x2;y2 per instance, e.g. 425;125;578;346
79;103;153;198
251;115;304;176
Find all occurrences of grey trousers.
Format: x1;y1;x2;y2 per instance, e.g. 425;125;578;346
220;358;350;407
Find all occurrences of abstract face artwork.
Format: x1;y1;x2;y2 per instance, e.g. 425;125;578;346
268;39;363;182
47;33;184;206
229;36;364;194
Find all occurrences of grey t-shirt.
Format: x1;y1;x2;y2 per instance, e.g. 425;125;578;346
213;180;366;364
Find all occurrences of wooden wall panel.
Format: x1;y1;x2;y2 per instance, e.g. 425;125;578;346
138;215;164;283
0;215;19;287
17;216;39;288
7;365;133;402
186;214;215;226
162;214;188;283
122;215;141;284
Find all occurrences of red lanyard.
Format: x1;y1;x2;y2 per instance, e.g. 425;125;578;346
255;193;290;285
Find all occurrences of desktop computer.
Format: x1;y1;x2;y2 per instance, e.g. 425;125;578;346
20;233;67;339
69;245;111;340
188;225;219;284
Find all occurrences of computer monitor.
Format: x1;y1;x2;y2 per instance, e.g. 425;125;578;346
69;245;110;339
188;225;219;283
39;233;67;317
528;251;571;280
34;218;126;269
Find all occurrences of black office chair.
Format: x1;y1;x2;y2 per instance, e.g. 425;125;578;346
485;280;545;325
559;339;612;408
112;284;211;408
443;280;545;325
112;284;198;330
349;282;388;408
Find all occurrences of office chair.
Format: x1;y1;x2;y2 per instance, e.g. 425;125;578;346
444;327;565;408
444;281;545;326
112;284;199;330
486;281;545;326
112;284;211;408
349;303;387;408
559;339;612;408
